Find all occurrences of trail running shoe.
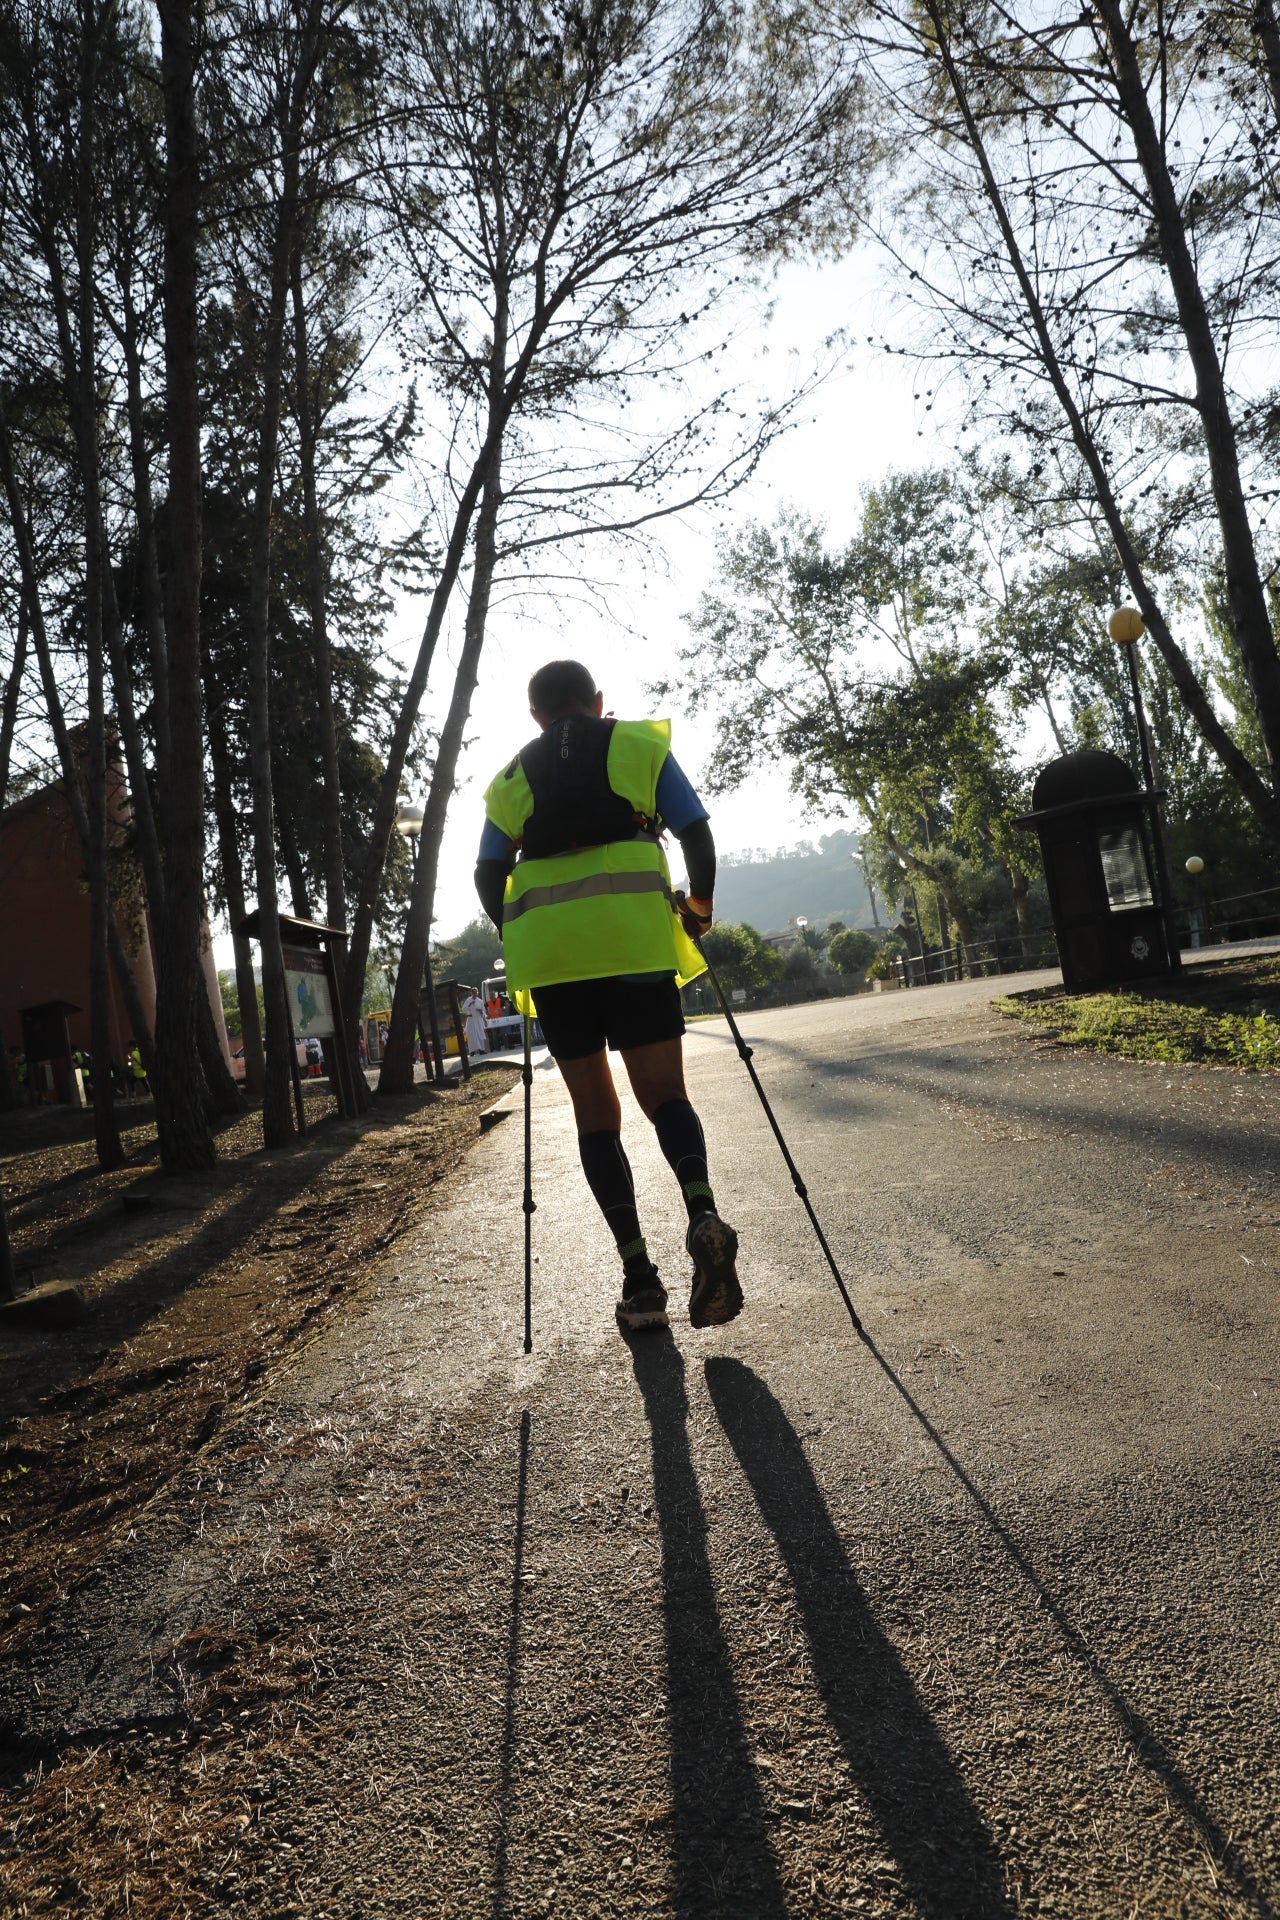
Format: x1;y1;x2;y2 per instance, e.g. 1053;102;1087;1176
686;1212;743;1328
615;1263;669;1332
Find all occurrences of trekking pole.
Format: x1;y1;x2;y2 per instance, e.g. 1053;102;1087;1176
522;1011;535;1353
695;937;863;1338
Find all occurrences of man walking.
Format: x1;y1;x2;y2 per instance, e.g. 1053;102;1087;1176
475;659;741;1333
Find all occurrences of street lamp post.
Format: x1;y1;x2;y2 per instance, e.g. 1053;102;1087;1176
1185;854;1210;948
1108;609;1182;975
395;798;446;1083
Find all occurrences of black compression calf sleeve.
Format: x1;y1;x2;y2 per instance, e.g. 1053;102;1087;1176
577;1130;646;1264
652;1098;715;1220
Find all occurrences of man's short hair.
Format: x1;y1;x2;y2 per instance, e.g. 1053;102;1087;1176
528;659;597;717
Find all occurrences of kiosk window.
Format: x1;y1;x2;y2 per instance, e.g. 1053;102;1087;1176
1098;827;1154;910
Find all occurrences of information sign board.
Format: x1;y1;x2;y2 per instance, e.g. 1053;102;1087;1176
282;946;335;1037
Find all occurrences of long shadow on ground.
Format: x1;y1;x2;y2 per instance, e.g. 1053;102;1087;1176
490;1409;531;1920
0;1116;379;1421
627;1330;787;1919
705;1357;1013;1919
845;1335;1279;1920
716;1024;1279;1187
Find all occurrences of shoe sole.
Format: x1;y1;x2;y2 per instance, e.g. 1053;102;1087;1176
688;1218;742;1328
615;1302;670;1331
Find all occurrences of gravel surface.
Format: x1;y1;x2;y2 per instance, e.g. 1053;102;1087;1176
3;975;1278;1918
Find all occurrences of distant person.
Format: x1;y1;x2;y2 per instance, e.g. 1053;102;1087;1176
475;657;741;1334
462;987;488;1056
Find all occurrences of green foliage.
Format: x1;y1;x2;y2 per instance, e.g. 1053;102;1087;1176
361;948;398;1017
434;917;505;992
198;284;427;934
700;922;785;997
218;969;264;1040
668;475;1034;955
997;961;1280;1070
828;927;877;975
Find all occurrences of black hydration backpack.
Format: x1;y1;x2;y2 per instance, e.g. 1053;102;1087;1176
515;715;651;859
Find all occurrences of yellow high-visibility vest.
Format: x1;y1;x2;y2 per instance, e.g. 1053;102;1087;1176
483;717;705;994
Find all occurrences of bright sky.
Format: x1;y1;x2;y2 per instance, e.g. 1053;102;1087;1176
213;248;939;967
400;250;932;945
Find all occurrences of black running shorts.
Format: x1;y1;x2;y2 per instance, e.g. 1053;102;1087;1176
533;975;685;1061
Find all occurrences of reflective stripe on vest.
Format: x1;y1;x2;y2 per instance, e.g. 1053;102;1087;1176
499;842;705;992
501;864;673;924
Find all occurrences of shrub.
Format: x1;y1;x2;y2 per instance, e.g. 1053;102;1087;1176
828;928;877;976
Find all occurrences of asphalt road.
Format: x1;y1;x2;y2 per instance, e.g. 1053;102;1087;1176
5;973;1279;1918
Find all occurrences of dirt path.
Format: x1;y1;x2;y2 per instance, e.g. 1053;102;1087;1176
2;982;1278;1918
0;1074;514;1659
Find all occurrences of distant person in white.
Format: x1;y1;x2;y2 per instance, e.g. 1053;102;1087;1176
462;988;488;1055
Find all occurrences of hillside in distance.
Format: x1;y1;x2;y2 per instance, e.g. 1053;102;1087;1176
672;828;877;935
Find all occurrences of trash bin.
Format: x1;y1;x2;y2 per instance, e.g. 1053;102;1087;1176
1017;750;1172;991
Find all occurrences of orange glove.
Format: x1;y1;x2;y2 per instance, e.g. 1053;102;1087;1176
676;891;713;940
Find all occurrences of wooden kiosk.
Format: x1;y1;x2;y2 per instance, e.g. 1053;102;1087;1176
236;913;362;1127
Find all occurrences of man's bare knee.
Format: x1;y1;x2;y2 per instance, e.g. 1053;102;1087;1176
621;1038;687;1121
558;1049;622;1134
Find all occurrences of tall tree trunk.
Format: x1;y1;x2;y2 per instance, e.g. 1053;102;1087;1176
1041;684;1070;757
119;285;172;784
290;249;345;931
1251;0;1280;153
339;298;552;1044
0;1029;18;1113
0;599;27;810
935;874;977;970
84;605;125;1168
155;0;216;1168
1095;0;1280;775
206;693;264;1097
0;1177;15;1297
0;422;154;1073
195;947;241;1115
277;789;311;919
1009;864;1033;941
244;327;300;1148
22;34;158;1086
101;559;166;908
241;0;326;1147
75;6;123;1170
106;545;216;1098
920;0;1280;847
381;456;503;1092
291;246;368;1112
0;594;27;804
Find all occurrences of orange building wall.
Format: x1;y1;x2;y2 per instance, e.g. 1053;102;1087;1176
0;779;156;1063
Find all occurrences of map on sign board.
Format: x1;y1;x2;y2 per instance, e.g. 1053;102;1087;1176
282;947;335;1037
